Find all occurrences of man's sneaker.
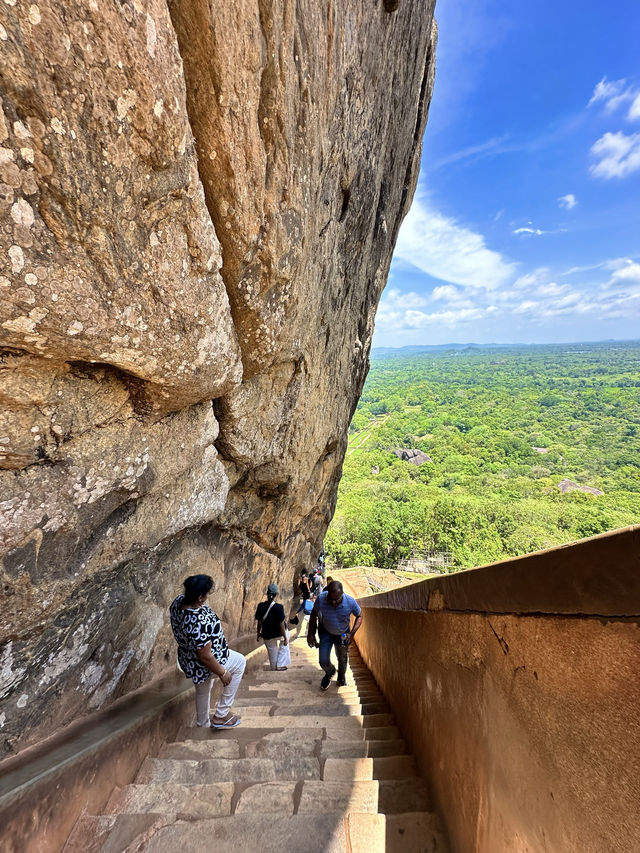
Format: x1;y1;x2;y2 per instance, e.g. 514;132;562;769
337;676;347;687
320;666;336;690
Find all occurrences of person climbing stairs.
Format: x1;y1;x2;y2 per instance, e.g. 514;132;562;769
63;641;449;852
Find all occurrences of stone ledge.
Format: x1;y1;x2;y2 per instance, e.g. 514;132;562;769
0;639;267;853
359;525;640;617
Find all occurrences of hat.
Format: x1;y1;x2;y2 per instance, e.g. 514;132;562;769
267;582;279;595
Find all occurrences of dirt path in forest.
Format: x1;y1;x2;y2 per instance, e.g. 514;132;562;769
346;414;391;456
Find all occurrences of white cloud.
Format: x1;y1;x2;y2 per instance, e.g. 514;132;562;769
588;77;637;115
605;261;640;292
431;284;468;303
378;288;429;309
612;262;640;282
513;226;544;237
590;131;640;178
394;197;517;290
376;260;640;341
558;193;577;209
513;300;539;316
629;94;640;121
513;270;549;290
433;134;510;169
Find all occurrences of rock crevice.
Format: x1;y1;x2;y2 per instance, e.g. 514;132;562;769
0;0;436;755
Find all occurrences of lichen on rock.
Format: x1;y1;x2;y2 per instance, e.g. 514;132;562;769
0;0;437;755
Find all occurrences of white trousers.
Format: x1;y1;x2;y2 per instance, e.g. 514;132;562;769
264;634;291;670
291;613;309;640
194;649;246;725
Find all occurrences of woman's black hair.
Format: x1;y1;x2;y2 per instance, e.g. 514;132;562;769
183;574;213;605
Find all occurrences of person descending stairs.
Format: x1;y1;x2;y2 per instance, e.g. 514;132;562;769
63;642;449;852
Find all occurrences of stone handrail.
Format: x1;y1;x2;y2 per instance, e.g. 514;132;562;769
354;525;640;853
0;635;268;853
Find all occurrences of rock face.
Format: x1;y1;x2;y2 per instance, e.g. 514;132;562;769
0;0;437;754
393;448;432;466
557;479;604;496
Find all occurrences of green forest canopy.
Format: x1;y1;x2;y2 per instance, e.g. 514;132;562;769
326;341;640;571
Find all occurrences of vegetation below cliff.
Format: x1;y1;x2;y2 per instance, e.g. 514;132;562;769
326;341;640;570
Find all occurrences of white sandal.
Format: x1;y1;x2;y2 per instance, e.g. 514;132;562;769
212;713;241;729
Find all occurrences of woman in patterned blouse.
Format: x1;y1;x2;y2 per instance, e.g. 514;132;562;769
169;574;246;729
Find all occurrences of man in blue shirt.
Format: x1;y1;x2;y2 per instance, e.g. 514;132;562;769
307;580;362;689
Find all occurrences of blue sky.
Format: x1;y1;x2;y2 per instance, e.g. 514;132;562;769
374;0;640;348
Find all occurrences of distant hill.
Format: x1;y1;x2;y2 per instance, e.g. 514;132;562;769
372;343;513;357
371;339;640;359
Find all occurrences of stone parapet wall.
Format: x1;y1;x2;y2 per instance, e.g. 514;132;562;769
0;639;267;853
355;526;640;853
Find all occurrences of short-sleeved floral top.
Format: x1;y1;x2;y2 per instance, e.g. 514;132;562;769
169;595;230;684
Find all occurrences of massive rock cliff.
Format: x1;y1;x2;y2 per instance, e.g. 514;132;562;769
0;0;436;754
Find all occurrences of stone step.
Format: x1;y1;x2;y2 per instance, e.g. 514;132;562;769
253;688;365;702
378;779;432;814
173;724;351;745
385;812;450;852
270;701;389;716
136;756;320;785
361;713;395;728
245;682;365;695
298;780;379;814
245;671;320;683
162;733;319;762
363;725;401;740
63;813;170;853
105;782;233;818
321;755;417;782
320;738;408;760
229;698;278;709
246;686;383;703
160;741;241;760
138;814;352;853
247;678;378;695
346;813;385;853
349;679;379;692
64;808;447;853
63;648;448;852
244;689;380;706
373;755;418;780
173;724;295;742
341;810;449;853
231;714;368;731
221;701;354;717
322;757;374;781
234;781;297;814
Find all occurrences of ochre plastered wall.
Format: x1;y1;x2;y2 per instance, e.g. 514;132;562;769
356;526;640;853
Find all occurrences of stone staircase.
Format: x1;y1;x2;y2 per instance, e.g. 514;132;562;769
64;641;448;852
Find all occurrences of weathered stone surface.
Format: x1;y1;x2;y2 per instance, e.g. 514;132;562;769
137;755;320;783
392;447;432;465
322;756;373;781
1;0;437;755
557;478;603;496
298;780;379;814
106;782;234;818
0;0;241;410
144;814;349;853
234;781;296;815
383;812;450;853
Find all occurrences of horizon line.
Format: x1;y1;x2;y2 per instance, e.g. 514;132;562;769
371;337;640;352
